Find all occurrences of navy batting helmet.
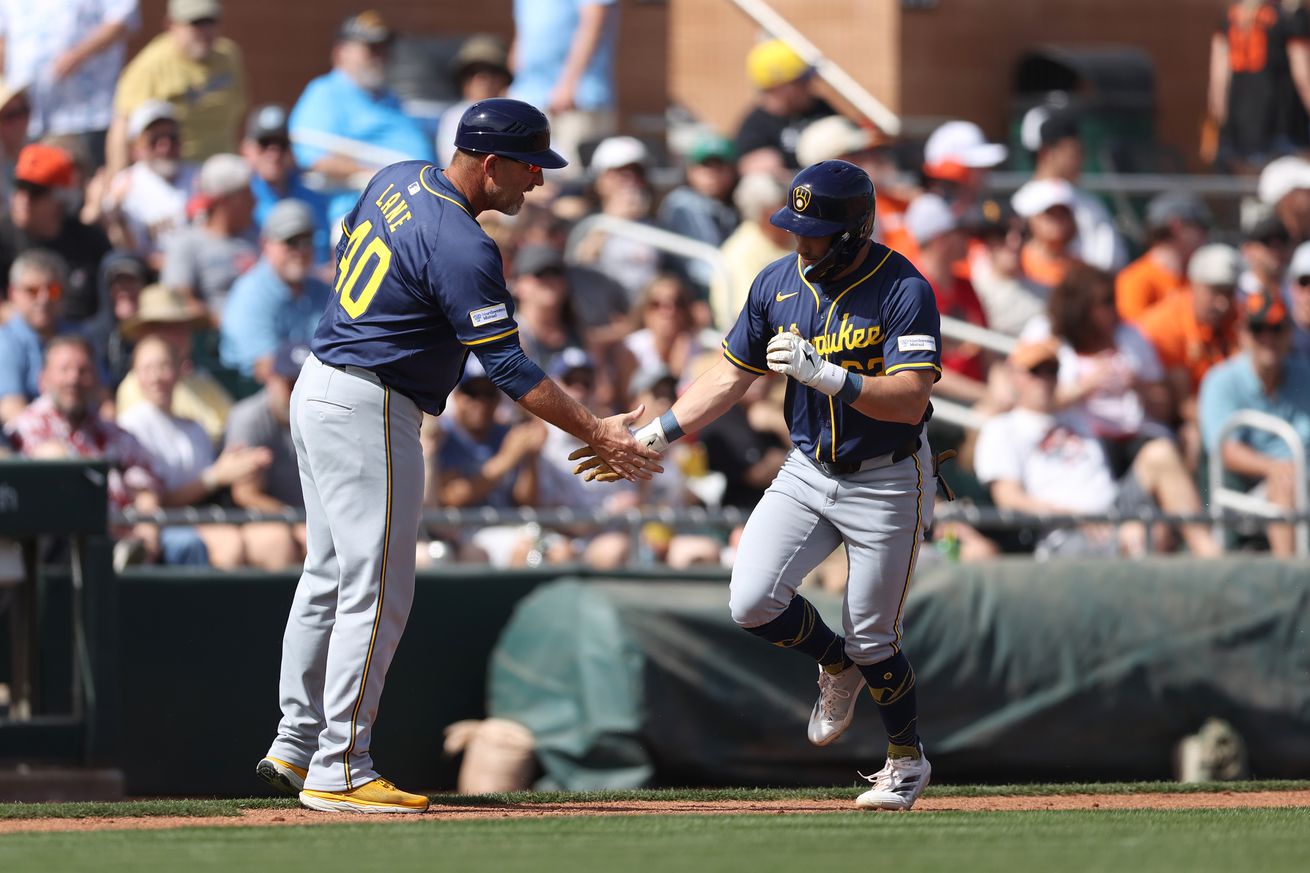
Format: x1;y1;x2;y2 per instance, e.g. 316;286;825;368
454;98;568;170
770;160;876;282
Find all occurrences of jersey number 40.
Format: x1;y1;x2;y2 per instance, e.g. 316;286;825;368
335;219;393;319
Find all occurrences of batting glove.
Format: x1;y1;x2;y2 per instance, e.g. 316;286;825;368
766;330;846;396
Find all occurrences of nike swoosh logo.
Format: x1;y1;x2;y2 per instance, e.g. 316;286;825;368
775;292;799;302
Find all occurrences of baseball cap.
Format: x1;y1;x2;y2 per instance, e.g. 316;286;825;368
338;10;393;46
14;144;76;189
1011;178;1076;218
796;115;876;167
1146;191;1212;231
120;284;209;340
452;34;510;79
904;193;958;246
168;0;221;23
548;346;595;380
1009;338;1061;371
127;100;177;139
963;197;1016;236
263;199;316;242
746;39;810;90
1186;243;1242;287
923;121;1007;180
687;133;736;165
1287;240;1310;279
272;342;311;380
590;136;649;174
1258;156;1310;206
245;104;289;142
101;252;149;285
515;244;566;277
1243;288;1288;329
197;153;251;197
1020;105;1082;152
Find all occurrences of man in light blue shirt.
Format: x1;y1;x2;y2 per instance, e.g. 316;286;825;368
241;104;331;264
288;11;433;224
1198;289;1310;555
220;200;330;379
0;249;69;423
510;0;618;173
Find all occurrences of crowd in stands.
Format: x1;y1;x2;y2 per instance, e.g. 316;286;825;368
2;0;1310;573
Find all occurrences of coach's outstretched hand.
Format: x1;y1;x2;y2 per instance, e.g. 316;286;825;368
572;405;665;483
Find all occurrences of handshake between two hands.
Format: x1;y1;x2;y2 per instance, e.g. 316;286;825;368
568;331;838;483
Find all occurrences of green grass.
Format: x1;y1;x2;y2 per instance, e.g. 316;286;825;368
2;808;1309;873
0;780;1304;819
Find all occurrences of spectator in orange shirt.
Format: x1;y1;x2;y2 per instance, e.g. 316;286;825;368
1012;178;1081;292
1116;192;1211;323
1137;243;1242;462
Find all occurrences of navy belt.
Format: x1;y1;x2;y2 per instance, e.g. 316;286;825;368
812;437;921;477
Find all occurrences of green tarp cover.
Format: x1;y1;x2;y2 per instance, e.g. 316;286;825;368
489;558;1310;788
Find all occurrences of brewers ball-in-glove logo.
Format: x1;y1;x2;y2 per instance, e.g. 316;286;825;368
793;186;811;212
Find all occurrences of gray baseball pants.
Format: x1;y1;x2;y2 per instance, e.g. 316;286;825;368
266;354;423;792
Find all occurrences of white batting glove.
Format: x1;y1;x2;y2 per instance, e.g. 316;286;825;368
766;331;846;396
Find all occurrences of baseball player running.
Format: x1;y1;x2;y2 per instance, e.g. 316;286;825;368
575;160;943;810
256;99;661;814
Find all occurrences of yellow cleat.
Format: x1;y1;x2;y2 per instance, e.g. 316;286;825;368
299;778;429;814
255;757;308;796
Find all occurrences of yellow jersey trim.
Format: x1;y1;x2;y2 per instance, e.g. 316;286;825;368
891;449;925;654
795;257;823;309
884;361;943;375
722;342;768;375
419;165;472;216
344;388;392;789
463;326;520;346
817;245;895;461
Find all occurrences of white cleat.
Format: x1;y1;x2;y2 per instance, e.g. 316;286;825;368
808;664;866;746
855;744;931;811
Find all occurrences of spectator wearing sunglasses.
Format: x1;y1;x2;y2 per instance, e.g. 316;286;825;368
239;104;329;264
219;199;330;380
1281;241;1310;360
0;143;111;326
0;249;73;424
1199;289;1310;556
100;99;198;267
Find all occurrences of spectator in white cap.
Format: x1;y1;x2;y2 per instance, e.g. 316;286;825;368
921;120;1006;213
99;99;198;268
1114;191;1212;324
0;0;139;165
220;199;332;380
1137;244;1242;442
1014;106;1127;272
905;193;992;405
1282;240;1310;360
1257;155;1310;244
159;152;257;315
710;171;792;331
575;135;662;299
239;104;329;263
1012;178;1081;292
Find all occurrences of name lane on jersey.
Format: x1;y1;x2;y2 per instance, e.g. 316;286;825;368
372;182;414;232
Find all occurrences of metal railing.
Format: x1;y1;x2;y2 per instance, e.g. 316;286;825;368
1208;410;1309;557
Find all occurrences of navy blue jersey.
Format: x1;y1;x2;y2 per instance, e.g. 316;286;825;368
313;161;545;414
722;244;942;463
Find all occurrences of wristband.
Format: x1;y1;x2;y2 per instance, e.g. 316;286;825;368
632;418;669;452
837;370;864;404
658;410;685;443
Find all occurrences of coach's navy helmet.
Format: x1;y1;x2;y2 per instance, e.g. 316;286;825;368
771;160;876;281
454;98;568;169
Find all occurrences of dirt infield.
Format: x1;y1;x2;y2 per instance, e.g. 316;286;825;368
3;790;1309;834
